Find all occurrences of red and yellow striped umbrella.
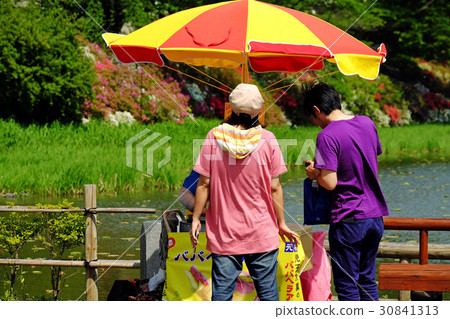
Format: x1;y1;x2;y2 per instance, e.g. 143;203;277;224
103;0;386;80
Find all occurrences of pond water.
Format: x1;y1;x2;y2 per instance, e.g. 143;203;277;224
1;161;449;300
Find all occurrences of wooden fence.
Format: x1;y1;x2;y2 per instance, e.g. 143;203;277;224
0;184;156;301
1;186;450;301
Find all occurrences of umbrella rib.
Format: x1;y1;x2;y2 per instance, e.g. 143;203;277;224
262;66;310;92
163;65;231;93
187;64;233;91
264;70;340;94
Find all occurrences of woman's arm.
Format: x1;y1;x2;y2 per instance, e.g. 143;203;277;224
271;176;300;244
190;175;210;247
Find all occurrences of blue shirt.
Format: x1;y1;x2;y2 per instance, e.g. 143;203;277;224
182;169;200;196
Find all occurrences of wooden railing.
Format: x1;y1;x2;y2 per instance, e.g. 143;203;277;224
0;184;156;301
383;217;450;264
379;217;450;300
2;193;450;301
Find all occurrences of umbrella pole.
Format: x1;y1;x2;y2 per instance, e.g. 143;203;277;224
242;63;249;83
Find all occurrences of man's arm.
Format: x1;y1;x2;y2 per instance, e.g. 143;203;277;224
305;160;337;190
317;169;337;190
271;176;300;244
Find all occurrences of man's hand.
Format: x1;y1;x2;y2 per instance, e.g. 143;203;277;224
304;160;320;180
304;160;337;190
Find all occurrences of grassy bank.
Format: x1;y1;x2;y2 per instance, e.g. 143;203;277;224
0;119;448;196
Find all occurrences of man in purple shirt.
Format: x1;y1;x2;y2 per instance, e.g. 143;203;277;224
302;81;389;301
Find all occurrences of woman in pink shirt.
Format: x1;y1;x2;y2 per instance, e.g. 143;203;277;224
190;83;299;301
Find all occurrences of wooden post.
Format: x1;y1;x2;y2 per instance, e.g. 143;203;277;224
84;184;98;301
241;63;249;83
420;230;429;265
398;257;411;301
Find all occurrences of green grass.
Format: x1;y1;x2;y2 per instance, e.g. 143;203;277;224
377;124;450;163
0;119;448;196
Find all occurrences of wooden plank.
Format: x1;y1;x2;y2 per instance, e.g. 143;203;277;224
0;258;140;268
322;241;450;260
420;230;428;264
379;263;450;292
398;258;411;301
0;206;156;214
84;184;98;301
0;206;84;213
0;259;84;267
383;217;450;231
91;207;156;213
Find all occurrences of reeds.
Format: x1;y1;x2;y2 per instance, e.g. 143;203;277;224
1;119;448;196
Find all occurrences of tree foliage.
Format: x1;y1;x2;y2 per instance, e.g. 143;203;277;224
0;199;84;300
80;40;190;123
59;0;448;64
34;200;84;301
371;0;449;62
0;209;38;299
0;0;448;125
0;1;95;124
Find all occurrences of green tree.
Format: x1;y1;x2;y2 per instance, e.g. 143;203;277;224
34;200;85;300
0;1;95;124
266;0;448;62
274;0;388;35
372;0;449;62
98;0;219;33
0;209;38;299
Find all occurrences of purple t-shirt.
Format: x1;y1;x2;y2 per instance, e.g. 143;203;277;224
314;115;389;222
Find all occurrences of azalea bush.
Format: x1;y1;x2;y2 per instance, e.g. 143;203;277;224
266;64;412;127
167;65;287;125
423;92;450;123
269;71;318;126
411;58;450;123
80;40;191;124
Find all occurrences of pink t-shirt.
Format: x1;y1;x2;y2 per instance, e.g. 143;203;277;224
194;128;287;255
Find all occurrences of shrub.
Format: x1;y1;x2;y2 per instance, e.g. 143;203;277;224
0;1;95;124
80;40;191;124
34;200;84;301
275;64;413;127
0;210;38;300
162;63;287;125
410;58;450;123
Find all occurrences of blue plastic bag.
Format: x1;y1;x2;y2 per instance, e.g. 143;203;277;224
303;178;331;225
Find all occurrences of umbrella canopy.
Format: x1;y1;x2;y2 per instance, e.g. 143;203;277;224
103;0;386;80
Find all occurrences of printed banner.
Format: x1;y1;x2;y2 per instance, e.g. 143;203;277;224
163;233;304;301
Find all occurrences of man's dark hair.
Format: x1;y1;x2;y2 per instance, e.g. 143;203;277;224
301;81;341;118
223;112;261;129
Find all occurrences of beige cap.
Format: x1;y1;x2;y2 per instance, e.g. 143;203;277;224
229;83;264;118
